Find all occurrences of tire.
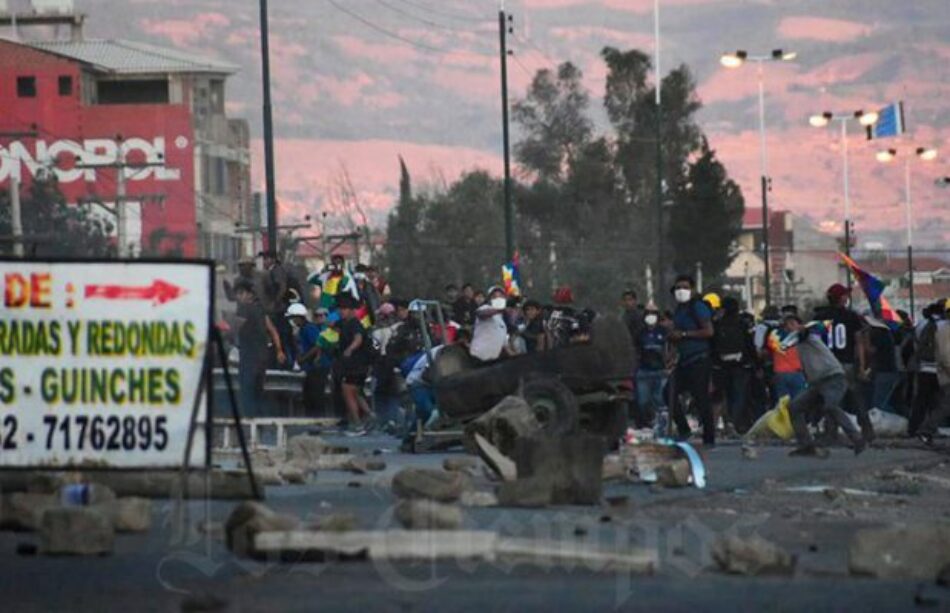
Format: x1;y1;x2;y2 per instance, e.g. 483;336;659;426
586;400;629;449
522;377;580;435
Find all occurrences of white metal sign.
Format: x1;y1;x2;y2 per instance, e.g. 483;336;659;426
0;260;211;468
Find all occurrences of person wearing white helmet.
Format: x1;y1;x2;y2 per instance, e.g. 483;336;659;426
285;302;325;416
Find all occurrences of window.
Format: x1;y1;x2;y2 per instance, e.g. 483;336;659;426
58;75;73;96
96;79;169;104
17;76;36;98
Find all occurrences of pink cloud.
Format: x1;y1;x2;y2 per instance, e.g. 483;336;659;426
777;16;874;42
523;0;711;12
333;35;420;66
139;12;230;47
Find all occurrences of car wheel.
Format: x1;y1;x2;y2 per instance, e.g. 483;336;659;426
522;377;579;435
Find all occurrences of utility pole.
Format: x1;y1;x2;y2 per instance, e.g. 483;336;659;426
654;0;664;303
75;136;168;258
9;178;23;257
259;0;279;254
498;2;514;262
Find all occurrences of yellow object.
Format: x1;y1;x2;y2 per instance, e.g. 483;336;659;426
745;396;795;441
944;297;950;312
703;292;721;310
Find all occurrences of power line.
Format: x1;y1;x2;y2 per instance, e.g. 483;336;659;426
374;0;483;33
394;0;488;24
328;0;446;53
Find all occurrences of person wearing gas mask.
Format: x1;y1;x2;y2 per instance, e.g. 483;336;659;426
667;274;716;447
470;286;510;361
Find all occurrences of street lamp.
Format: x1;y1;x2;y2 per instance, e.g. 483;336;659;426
720;48;797;308
808;109;880;289
876;145;939;318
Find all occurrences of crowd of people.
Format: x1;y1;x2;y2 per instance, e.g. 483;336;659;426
223;252;950;450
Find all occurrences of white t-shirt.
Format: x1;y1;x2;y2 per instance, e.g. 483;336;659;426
471;306;508;361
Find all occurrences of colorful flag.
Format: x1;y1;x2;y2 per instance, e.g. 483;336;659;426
867;102;905;140
501;252;522;297
838;253;901;325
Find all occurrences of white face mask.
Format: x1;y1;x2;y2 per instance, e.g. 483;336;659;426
490;297;507;309
674;288;692;304
645;314;658;326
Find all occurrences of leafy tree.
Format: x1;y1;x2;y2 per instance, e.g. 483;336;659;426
667;138;745;282
0;175;114;257
512;62;593;184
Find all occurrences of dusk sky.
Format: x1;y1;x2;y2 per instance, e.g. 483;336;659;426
73;0;950;247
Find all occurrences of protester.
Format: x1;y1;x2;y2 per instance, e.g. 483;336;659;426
471;286;509;361
336;295;375;435
917;299;950;445
781;314;867;457
404;329;472;432
285;303;327;416
622;290;645;364
765;309;806;403
372;302;404;433
522;299;546;353
234;280;285;417
636;303;671;431
442;284;460;322
910;301;945;436
224;257;262;303
863;313;899;413
668;274;716;446
453;283;478;329
813;283;874;442
711;296;755;432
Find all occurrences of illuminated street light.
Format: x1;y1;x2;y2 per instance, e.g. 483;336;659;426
808;108;881;289
719;47;798;307
875;145;939;317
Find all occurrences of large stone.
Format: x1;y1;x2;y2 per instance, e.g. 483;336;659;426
711;535;796;576
464;396;542;457
225;501;301;559
286;435;329;467
311;513;358;533
96;497;152;533
394;500;463;530
391;468;471;503
1;493;60;531
497;478;553;508
510;435;605;505
849;524;950;580
443;457;478;473
40;507;114;555
655;459;692;488
344;457;387;474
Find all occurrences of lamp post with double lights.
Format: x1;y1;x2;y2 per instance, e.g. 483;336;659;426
876;146;939;318
720;49;797;308
808;109;880;289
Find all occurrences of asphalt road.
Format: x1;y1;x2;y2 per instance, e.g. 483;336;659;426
1;435;948;612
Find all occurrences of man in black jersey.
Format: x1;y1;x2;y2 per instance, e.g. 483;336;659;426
812;283;874;442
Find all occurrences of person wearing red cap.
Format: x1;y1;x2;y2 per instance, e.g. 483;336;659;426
813;283;874;443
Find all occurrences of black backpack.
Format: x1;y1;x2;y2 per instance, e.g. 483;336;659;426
713;316;748;359
917;319;939;363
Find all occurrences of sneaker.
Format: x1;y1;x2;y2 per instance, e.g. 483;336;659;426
789;445;830;458
344;423;367;437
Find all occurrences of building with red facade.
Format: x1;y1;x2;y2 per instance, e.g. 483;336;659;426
0;10;252;260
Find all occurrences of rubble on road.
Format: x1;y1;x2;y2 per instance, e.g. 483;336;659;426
473;433;517;482
507;435;605;505
309;513;358;533
391;468;472;503
1;493;60;531
602;441;706;489
443;457;478;473
463;396;541;457
459;490;498;508
741;445;758;460
655;459;692;488
849;524;950;580
225;501;301;559
394;500;463;530
343;456;387;474
95;497;152;533
711;534;796;576
40;507;114;556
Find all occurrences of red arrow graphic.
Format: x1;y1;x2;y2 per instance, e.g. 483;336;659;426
84;279;186;305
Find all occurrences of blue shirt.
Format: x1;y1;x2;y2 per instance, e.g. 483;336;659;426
673;299;712;362
638;326;668;371
296;322;323;372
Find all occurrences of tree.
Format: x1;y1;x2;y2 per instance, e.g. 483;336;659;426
667;138;745;282
0;175;114;257
512;62;593;184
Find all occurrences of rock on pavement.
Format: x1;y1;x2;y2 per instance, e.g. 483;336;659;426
849;524;950;580
226;501;301;559
394;500;463;530
1;493;59;531
711;535;796;576
40;507;115;555
391;468;471;503
96;497;152;533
